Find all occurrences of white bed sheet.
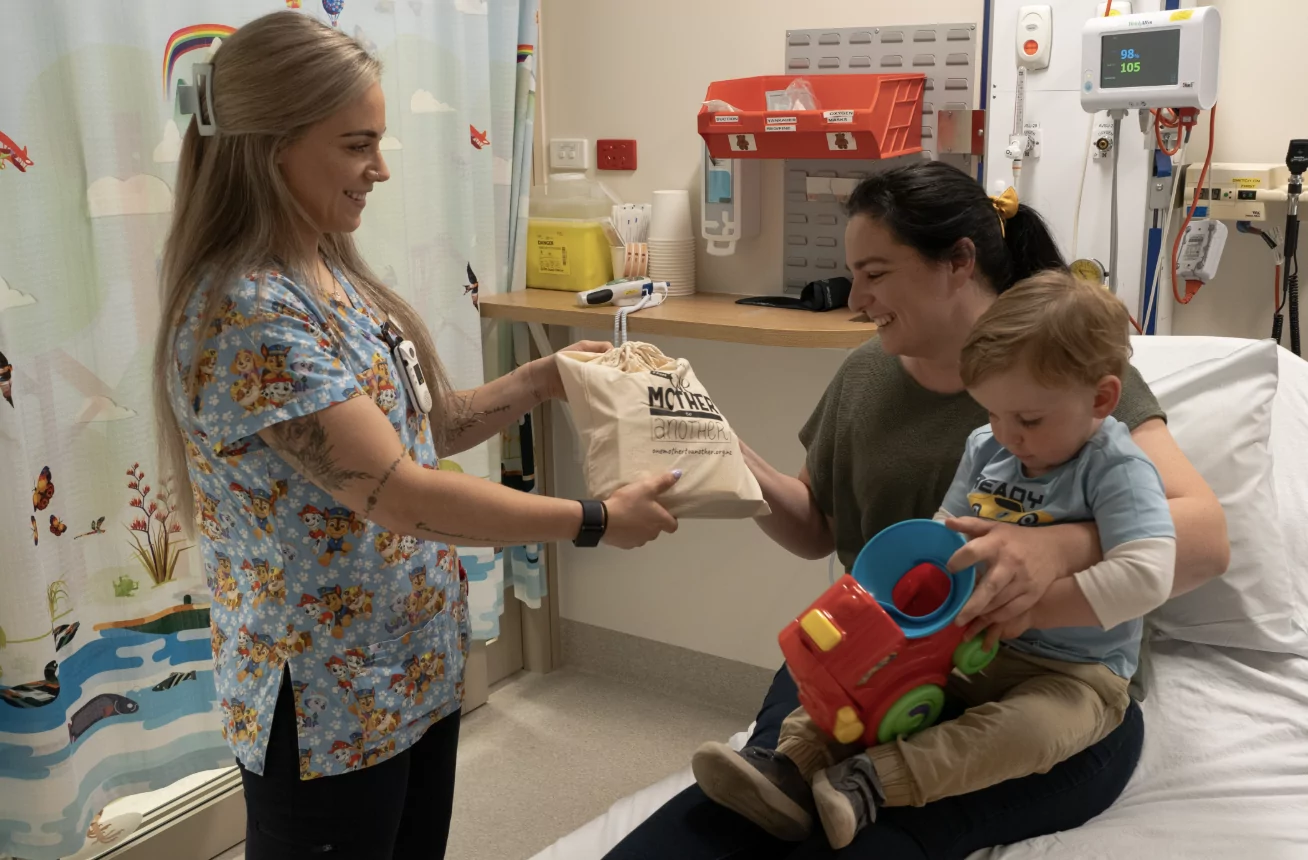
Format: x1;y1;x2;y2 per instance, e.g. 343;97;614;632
532;641;1308;860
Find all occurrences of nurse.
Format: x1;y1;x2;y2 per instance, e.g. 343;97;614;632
152;12;679;859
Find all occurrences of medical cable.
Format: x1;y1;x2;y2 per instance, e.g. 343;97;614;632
1170;107;1217;305
613;282;669;346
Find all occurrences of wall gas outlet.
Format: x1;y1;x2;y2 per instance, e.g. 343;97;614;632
1092;119;1115;160
1022;122;1042;158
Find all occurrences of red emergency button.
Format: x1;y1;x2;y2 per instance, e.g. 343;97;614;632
1023;39;1039;55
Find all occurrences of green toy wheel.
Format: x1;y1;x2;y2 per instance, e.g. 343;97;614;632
953;636;999;675
877;685;946;744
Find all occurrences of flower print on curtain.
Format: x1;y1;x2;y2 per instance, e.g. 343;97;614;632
0;0;521;856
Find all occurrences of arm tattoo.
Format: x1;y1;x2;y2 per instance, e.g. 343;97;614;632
445;390;512;438
268;414;375;492
414;520;507;544
364;454;404;518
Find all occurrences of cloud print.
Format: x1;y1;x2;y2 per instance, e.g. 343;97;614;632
380;135;403;151
410;89;455;114
77;396;137;423
493;156;511;185
153;121;182;163
87;175;173;217
0;276;36;313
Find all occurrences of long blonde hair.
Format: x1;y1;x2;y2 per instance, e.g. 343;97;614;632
154;11;452;530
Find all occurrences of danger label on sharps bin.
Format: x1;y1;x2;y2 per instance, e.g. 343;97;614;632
646;371;733;445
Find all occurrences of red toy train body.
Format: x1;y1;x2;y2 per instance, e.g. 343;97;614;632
778;521;996;747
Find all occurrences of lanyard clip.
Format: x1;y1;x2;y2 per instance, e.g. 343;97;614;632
379;320;404;350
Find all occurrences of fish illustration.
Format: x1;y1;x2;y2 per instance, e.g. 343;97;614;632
470;125;489;150
152;670;198;691
0;660;59;708
68;693;139;742
52;622;80;651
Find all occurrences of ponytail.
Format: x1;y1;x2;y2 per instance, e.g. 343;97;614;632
845;161;1066;294
1001;203;1066;288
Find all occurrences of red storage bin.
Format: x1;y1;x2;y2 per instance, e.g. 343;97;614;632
698;74;925;161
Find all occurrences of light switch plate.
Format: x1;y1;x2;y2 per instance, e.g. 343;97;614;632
549;138;589;170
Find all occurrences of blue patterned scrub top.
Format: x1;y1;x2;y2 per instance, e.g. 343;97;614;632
171;269;469;779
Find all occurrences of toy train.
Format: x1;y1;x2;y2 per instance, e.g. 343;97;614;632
779;519;998;746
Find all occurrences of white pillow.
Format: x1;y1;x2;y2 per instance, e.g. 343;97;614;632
1269;346;1308;645
1128;336;1305;656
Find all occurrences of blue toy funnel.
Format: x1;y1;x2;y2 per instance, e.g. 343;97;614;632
850;519;976;638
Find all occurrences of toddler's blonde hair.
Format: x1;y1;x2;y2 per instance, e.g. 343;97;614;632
961;270;1132;389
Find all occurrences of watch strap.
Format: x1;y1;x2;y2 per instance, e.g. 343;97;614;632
573;499;607;548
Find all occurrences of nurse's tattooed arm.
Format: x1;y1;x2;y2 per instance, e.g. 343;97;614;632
437;339;612;455
260;396;680;549
260;397;584;546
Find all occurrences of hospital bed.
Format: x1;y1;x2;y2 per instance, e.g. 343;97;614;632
532;337;1308;860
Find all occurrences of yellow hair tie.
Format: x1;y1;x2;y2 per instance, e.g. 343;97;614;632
991;187;1020;237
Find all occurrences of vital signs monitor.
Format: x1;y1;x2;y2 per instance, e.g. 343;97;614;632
1081;7;1220;112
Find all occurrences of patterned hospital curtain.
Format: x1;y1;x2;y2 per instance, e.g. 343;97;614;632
489;0;548;621
0;1;515;857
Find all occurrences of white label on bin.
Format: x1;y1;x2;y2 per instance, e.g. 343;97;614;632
767;116;798;125
728;133;757;152
714;115;740;123
826;131;857;151
823;110;855;124
765;124;797;132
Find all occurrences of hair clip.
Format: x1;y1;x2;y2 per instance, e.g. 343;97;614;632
175;39;223;137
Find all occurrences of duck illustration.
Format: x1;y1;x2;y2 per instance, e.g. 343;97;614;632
0;660;60;708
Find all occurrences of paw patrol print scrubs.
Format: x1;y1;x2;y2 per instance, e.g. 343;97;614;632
171;271;470;779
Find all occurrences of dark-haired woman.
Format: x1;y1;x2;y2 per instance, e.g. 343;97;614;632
605;161;1228;860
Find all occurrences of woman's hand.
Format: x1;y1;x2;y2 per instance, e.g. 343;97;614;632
531;340;612;402
602;470;681;549
946;517;1095;641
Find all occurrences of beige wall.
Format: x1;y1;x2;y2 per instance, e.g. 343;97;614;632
1169;0;1308;340
537;0;1303;669
540;0;983;668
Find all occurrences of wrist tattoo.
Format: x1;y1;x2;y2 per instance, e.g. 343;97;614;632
268;414;374;491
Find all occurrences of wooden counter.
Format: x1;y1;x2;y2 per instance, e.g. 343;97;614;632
478;288;877;349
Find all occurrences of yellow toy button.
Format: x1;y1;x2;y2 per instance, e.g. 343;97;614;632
801;609;842;652
833;706;864;744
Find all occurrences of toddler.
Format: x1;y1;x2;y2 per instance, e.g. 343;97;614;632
693;271;1177;848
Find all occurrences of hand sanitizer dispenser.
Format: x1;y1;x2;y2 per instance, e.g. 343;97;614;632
701;146;761;256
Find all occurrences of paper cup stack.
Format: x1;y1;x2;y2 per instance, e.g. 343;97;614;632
647;190;697;297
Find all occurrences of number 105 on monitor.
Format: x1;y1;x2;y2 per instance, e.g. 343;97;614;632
1081;7;1220;112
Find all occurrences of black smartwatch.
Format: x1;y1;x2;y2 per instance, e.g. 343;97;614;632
573;499;608;548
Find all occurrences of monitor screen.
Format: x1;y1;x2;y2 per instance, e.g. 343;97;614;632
1100;28;1181;89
